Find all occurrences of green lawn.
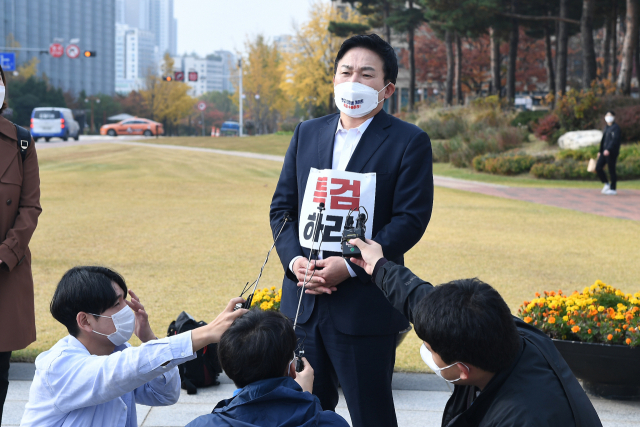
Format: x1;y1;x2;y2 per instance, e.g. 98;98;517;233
134;134;292;156
134;135;640;189
14;143;640;373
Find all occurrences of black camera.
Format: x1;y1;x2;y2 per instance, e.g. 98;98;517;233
341;207;368;258
295;349;305;372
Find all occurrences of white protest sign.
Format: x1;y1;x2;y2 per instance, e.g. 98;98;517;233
299;168;376;253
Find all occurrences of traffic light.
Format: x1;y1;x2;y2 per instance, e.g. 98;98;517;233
163;76;173;82
83;51;97;58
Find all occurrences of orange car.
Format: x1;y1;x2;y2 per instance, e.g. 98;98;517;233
100;118;164;137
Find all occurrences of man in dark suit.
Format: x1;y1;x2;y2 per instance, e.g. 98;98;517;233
269;34;433;427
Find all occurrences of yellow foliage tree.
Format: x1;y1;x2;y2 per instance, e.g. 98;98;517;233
236;35;291;134
141;55;194;133
283;2;369;117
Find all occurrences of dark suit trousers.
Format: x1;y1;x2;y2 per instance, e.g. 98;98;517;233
596;153;618;190
298;295;398;427
0;351;10;424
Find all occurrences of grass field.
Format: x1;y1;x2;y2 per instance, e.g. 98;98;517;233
138;135;640;190
15;143;640;373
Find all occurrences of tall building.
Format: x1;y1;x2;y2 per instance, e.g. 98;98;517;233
0;0;116;95
172;51;236;97
115;23;156;94
150;0;177;57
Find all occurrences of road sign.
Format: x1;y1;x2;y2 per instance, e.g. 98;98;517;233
188;71;198;82
174;71;184;81
197;102;206;111
49;43;64;58
0;53;16;71
66;44;80;59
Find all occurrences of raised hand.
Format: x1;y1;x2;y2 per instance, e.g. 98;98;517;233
125;290;157;343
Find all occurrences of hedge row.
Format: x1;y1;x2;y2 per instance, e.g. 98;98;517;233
471;143;640;180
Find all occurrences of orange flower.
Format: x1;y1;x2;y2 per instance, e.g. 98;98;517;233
550;291;556;296
626;338;632;345
623;324;628;330
607;334;613;341
548;316;556;324
571;326;580;333
597;322;601;327
535;292;540;297
615;328;621;333
569;319;576;325
524;316;533;324
587;329;592;334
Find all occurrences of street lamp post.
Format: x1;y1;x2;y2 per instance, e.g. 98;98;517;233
238;59;243;137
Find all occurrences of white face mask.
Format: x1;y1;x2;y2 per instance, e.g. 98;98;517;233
420;343;468;383
605;116;614;124
334;81;390;118
0;86;5;107
90;305;135;346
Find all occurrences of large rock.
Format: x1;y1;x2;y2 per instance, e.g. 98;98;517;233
557;130;603;150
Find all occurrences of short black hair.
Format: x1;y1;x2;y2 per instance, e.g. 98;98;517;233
414;278;521;373
50;266;128;337
0;64;7;114
334;34;398;84
606;110;615;116
218;309;297;388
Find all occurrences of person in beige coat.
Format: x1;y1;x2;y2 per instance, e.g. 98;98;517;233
0;64;42;423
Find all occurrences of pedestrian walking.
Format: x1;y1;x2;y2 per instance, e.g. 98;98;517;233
596;111;622;195
0;64;42;423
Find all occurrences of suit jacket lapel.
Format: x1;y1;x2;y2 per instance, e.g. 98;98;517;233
317;114;340;170
345;109;391;173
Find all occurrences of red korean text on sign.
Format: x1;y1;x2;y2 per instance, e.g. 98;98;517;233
313;177;328;204
329;178;360;210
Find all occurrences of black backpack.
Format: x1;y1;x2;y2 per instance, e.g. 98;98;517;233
14;124;30;162
167;311;222;395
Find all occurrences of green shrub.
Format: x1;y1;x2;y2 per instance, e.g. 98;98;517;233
419;116;466;139
511;110;547;131
530;159;597;180
472;152;552;175
431;140;449;163
557;145;599;161
619;144;640;161
617;156;640;178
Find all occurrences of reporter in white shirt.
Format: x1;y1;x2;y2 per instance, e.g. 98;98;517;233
21;266;247;427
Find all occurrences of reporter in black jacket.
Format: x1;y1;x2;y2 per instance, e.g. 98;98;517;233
596;111;622;195
348;238;603;427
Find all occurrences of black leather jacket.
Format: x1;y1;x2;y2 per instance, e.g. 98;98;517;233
599;122;621;154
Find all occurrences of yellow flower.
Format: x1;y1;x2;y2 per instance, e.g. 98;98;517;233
260;301;269;310
271;286;276;290
562;316;569;322
598;306;605;312
275;295;281;303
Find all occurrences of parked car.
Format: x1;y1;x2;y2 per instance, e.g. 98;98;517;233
100;118;164;137
30;108;80;142
220;121;240;136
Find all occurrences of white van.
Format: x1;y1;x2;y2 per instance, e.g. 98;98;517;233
30;107;80;142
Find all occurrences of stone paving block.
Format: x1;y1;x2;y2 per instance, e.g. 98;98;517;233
137;405;152;426
7;363;35;381
396;409;446;427
5;381;31;401
142;403;214;426
1;401;26;426
392;390;451;411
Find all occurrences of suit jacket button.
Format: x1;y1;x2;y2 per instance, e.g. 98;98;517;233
6;199;11;206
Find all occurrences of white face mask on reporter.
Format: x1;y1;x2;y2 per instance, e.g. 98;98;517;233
0;86;5;107
605;115;614;124
334;81;390;118
420;343;469;383
90;305;135;346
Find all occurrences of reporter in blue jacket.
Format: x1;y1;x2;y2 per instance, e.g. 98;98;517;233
186;309;349;427
269;34;433;427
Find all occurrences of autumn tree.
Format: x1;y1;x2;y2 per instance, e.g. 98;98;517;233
141;55;195;135
238;35;291;134
617;0;638;94
283;2;367;118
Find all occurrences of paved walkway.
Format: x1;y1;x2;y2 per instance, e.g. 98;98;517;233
434;176;640;221
3;363;639;427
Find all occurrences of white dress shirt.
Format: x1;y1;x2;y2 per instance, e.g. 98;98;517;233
289;117;374;278
21;332;196;427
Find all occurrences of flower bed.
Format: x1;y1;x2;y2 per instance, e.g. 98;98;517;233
250;286;282;311
517;281;640;347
